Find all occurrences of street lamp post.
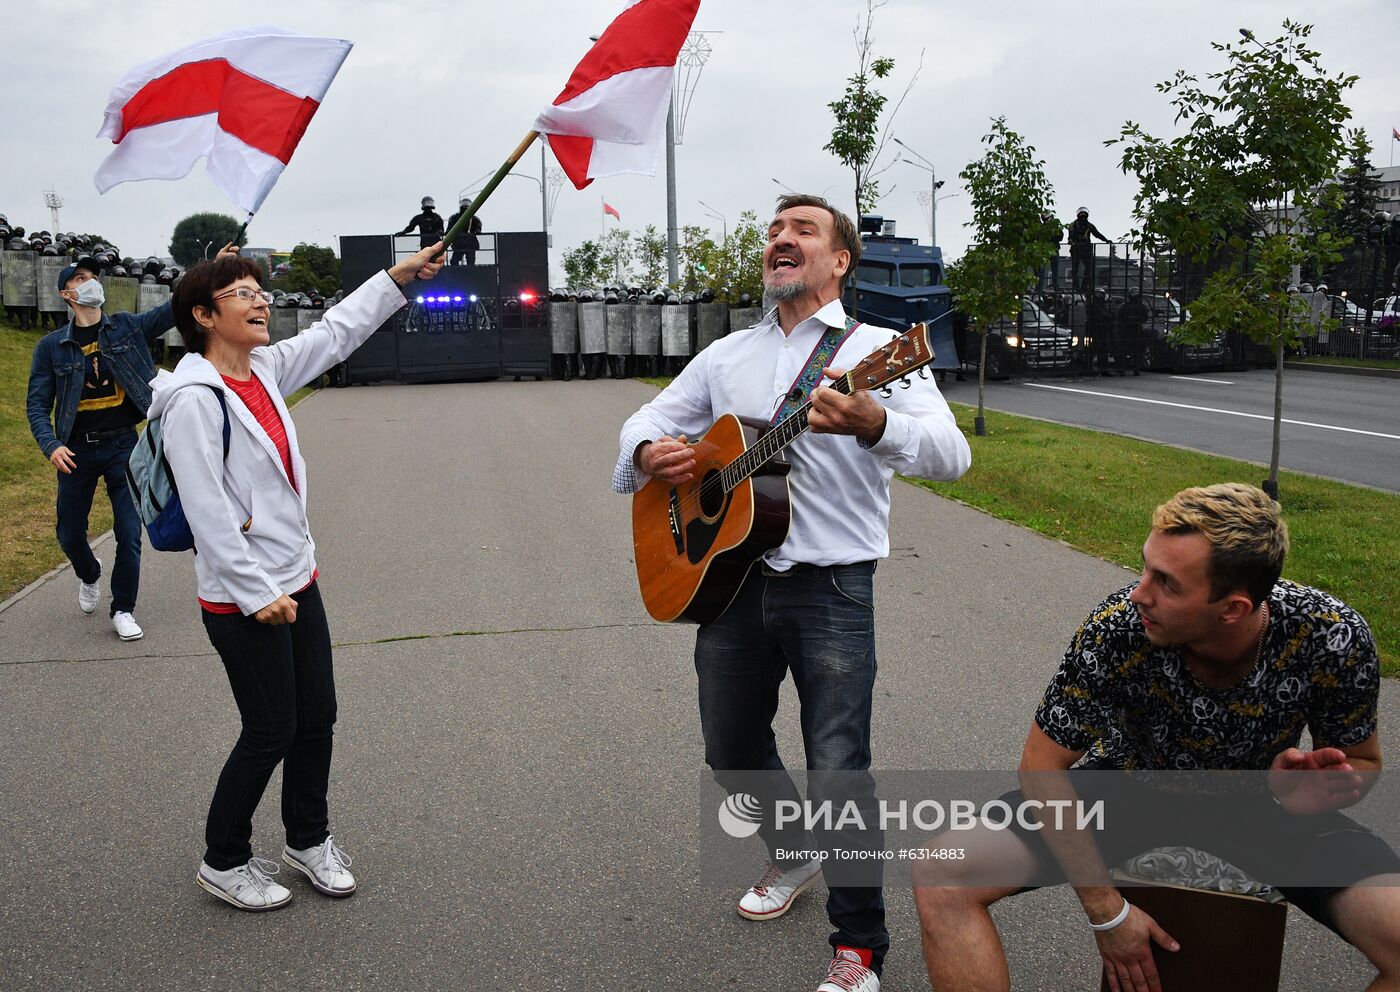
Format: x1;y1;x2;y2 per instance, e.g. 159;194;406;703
893;137;943;245
698;199;727;242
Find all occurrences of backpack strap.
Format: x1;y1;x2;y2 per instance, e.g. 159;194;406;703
208;385;230;460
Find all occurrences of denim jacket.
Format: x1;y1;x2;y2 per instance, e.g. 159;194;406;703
26;302;173;457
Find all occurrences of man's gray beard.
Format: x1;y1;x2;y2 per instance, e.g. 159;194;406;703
763;277;808;302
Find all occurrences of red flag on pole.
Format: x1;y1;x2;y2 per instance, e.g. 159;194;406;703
1392;126;1400;142
534;0;701;190
604;201;621;220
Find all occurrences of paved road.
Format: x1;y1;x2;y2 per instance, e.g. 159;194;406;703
1;379;1395;991
939;367;1400;492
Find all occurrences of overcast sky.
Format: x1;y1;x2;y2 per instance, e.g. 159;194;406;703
3;0;1397;282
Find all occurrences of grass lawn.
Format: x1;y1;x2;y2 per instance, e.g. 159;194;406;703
915;403;1398;675
1293;355;1400;372
632;376;1399;675
0;317;315;600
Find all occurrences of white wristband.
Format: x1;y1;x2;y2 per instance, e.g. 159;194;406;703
1088;898;1131;932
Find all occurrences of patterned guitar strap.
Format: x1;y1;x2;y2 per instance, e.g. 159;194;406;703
768;316;861;427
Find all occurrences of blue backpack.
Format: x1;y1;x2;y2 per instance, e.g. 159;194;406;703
125;386;230;552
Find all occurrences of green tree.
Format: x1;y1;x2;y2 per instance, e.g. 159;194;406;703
562;239;607;287
597;229;635;285
636;225;668;287
680;211;768;303
1111;20;1356;499
823;0;921;220
273;243;340;295
1314;131;1382;293
169;212;242;266
944;117;1058;437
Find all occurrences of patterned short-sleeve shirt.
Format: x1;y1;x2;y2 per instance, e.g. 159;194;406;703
1034;581;1379;770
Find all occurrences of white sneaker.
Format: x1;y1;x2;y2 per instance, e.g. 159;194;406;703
111;612;143;641
817;948;880;992
196;858;292;912
283;835;356;897
737;858;822;920
78;573;100;613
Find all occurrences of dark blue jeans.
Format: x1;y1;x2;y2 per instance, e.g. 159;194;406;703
202;582;336;870
695;561;887;973
55;429;141;617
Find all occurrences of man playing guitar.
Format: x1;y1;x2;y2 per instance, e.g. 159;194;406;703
611;194;971;992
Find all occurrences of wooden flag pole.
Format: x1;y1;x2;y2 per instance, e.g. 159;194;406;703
439;130;542;251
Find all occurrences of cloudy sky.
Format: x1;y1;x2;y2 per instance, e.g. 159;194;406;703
3;0;1396;282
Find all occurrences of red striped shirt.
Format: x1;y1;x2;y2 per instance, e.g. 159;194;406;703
200;374;313;614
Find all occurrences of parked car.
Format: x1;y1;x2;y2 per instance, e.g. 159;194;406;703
969;298;1082;377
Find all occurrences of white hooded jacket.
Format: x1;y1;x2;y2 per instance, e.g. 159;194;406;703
146;270;407;615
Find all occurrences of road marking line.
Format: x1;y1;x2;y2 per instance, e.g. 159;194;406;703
1170;375;1234;385
1022;383;1400;441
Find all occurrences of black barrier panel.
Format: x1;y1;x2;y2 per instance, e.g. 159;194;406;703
496;232;550;378
340;235;398;385
339;231;549;384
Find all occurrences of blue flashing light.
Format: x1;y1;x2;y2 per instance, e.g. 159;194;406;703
469;294;478;303
415;295;424;304
453;295;463;303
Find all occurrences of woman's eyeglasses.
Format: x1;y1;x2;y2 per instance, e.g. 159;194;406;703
213;288;275;305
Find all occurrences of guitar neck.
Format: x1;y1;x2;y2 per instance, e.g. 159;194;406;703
720;374;854;491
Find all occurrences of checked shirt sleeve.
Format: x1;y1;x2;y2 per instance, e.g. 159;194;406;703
611;351;715;494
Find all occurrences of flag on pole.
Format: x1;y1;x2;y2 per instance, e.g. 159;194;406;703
1392;126;1400;142
533;0;701;190
604;201;621;220
94;25;352;215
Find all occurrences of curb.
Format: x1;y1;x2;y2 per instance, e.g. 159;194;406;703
1284;361;1400;380
0;530;114;616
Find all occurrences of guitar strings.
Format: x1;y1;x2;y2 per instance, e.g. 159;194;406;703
669;373;854;518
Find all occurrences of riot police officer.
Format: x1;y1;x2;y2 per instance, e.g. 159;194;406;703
397;196;445;250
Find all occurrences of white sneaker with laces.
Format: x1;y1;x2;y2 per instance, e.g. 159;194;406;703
737;858;822;920
817;948;880;992
111;612;143;641
196;857;292;912
78;573;100;613
283;835;356;897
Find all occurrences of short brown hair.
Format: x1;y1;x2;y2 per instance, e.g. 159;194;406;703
774;194;862;268
171;256;265;354
1151;483;1289;606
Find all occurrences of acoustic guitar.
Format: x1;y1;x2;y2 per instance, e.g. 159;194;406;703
632;323;936;624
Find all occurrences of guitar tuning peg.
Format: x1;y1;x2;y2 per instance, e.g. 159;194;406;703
879;385;894;398
916;367;929;379
899;377;912;389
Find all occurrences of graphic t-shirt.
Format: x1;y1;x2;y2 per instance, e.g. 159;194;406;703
1034;581;1379;770
69;323;143;439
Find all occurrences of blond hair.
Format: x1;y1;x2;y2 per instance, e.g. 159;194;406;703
1152;483;1289;606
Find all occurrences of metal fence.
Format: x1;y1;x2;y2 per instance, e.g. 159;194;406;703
950;240;1398;378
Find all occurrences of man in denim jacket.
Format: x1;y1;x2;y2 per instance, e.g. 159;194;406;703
26;254;196;640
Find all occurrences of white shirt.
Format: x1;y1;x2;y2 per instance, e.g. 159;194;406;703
613;299;971;569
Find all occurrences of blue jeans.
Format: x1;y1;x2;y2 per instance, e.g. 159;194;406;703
55;430;142;617
695;561;887;973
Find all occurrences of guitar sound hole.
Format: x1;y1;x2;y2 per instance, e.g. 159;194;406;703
699;469;725;517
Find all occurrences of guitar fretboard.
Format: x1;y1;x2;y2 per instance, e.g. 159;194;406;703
719;374;854;491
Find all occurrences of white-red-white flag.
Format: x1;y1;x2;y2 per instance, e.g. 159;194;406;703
94;26;352;214
534;0;700;190
604;201;621;220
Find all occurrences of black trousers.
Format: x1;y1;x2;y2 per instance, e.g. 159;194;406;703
202;582;336;870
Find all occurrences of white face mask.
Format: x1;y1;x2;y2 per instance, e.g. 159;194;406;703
72;279;105;308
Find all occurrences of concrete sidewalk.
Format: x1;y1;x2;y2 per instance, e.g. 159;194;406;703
1;379;1393;991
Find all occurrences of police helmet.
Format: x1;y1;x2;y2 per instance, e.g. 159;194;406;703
1299;282;1313;294
421;196;436;209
